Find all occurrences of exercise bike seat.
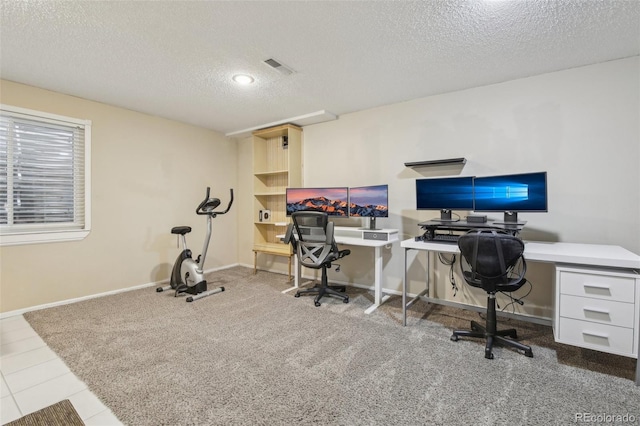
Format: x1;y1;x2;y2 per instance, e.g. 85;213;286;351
171;226;192;235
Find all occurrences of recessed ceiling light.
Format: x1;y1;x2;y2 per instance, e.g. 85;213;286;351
232;74;255;85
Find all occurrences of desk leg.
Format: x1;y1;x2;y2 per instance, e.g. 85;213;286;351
637;322;640;385
364;246;390;314
281;254;299;294
374;245;382;305
403;248;430;327
295;254;300;288
253;251;257;275
403;247;408;326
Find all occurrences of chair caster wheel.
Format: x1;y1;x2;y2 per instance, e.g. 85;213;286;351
343;297;349;304
186;297;193;303
314;301;321;307
485;351;494;360
294;293;300;298
450;335;459;342
524;350;533;358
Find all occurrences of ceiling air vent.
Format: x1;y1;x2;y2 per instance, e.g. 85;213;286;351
263;58;294;76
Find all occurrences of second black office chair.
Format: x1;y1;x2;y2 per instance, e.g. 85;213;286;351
450;229;533;359
284;211;351;307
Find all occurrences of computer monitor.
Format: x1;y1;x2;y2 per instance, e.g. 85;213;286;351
473;171;548;224
349;184;389;230
415;176;474;221
285;187;349;217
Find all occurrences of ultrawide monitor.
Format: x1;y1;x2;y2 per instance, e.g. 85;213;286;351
286;187;349;217
415;176;474;221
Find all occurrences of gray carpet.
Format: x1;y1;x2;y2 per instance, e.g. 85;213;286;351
24;266;640;425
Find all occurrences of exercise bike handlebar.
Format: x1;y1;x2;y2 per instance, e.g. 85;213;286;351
196;187;234;216
218;188;234;215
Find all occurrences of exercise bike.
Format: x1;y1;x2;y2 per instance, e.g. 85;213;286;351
157;187;233;302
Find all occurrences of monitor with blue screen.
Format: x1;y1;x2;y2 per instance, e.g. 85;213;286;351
415;176;474;222
473;171;547;224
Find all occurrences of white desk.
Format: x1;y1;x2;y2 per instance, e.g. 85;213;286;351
401;238;640;385
287;227;399;314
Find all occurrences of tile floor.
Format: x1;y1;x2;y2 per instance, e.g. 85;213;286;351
1;315;122;425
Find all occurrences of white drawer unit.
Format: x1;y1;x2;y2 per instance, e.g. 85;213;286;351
554;265;640;358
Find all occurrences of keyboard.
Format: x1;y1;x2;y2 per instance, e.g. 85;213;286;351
414;233;460;243
431;234;459;243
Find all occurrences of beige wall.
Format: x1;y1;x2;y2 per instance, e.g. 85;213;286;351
1;80;238;313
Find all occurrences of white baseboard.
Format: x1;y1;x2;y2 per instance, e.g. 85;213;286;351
0;263;241;319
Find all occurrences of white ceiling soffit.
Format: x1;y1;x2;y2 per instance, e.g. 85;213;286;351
1;1;638;137
225;110;337;139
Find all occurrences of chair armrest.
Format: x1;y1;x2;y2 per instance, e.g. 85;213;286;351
283;223;297;251
326;222;334;245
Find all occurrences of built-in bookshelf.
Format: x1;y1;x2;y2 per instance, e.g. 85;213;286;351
252;124;302;278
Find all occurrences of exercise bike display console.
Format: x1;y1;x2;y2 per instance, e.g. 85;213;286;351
156;187;234;302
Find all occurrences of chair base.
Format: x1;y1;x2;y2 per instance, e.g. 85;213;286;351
295;283;349;307
451;320;533;359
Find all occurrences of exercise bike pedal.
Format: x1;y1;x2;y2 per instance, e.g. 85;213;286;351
174;284;188;297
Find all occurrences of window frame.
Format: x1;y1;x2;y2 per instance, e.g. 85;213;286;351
0;104;91;246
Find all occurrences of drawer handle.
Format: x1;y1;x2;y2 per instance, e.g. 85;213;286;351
583;284;611;291
582;330;609;339
582;284;613;297
583;307;610;315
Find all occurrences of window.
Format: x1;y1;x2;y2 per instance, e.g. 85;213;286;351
0;105;91;246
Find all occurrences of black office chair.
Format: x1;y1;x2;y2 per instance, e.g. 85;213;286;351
284;211;351;307
450;229;533;359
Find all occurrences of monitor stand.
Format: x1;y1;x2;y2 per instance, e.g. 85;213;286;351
493;211;527;226
431;209;458;223
360;217;381;230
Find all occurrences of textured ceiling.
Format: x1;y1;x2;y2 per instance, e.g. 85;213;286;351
1;1;639;136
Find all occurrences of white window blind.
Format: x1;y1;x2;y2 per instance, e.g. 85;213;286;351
0;105;91;246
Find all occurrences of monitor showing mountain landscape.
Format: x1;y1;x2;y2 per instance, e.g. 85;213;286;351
285;187;349;216
348;184;389;218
